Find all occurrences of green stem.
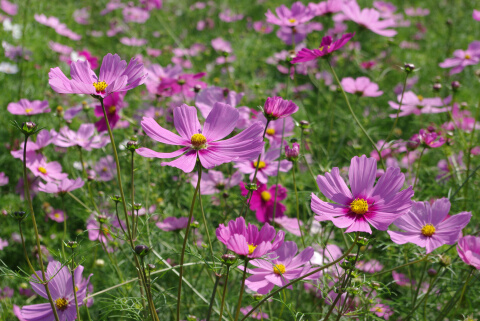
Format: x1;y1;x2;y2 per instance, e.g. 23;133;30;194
291;165;305;247
198;185;215;265
413;147;426;189
60;195;67;259
435;269;475;321
234;260;249;321
327;60;385;169
130;150;137;239
78;147;100;214
176;165;202;321
218;267;230;321
370;254;429;277
410;260;428;313
71;250;81;321
206;274;221;321
271;118;286;225
18;222;41;281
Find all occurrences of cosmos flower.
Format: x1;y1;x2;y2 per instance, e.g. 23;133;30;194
474;9;480;21
244;241;318;294
263;96;298;120
410;129;446;149
0;172;8;186
342;1;397;37
38;177;84;194
240;306;269;320
156;217;189;231
235;148;292;184
27;155;68;182
388;91;447;118
370;303;393;320
195;86;244;118
86;212;124;244
48;53;147;98
0;0;17;15
10;129;56;160
256;114;295;146
340;77;383;97
7;99;50;115
93;92;127;132
93;155;116;181
54;124;110;150
311;155;414;234
388;198;471;253
265;2;315;27
439;41;480;75
21;260;92;321
291;33;354;63
136;102;264;173
47;209;66;223
122;6;150;23
216;216;284;259
309;0;343;16
240;182;287;223
189;170;243;195
457;235;480;269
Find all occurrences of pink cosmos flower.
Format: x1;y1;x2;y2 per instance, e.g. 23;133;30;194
47;209;66;223
474;10;480;21
457;235;480;269
190;170;243;195
54;124;110;150
195;86;244;118
7;99;50;115
370;303;393;320
245;241;318;294
235;148;292;184
410;129;446;149
144;63;183;95
86;213;124;244
93;92;127;132
439;41;480;75
342;1;397;37
388;91;447;118
216;216;285;259
1;0;17;15
311;155;414;234
310;0;343;16
291;33;354;63
156;217;189;231
73;8;89;24
136;102;264;173
436;152;464;182
253;21;273;34
388;198;471;253
257;114;295;146
404;7;430;16
93;155;116;181
285;142;300;161
21;260;92;321
27;155;68;182
218;9;243;22
211;37;232;54
49;41;73;55
240;182;287;223
0;172;8;186
274;216;303;236
48;53;147;98
120;37;148;46
123;6;150;23
263;96;298;120
38;177;84;194
265;2;315;27
442;103;478;132
66;50;99;70
276;22;323;46
139;0;162;11
10;129;55;160
0;238;8;250
240;306;268;320
341;77;383;97
157;72;207;98
392;271;414;286
356;259;383;273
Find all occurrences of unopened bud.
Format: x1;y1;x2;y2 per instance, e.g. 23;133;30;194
439;255;451;267
65;241;78;249
433;83;442;92
190;221;199;228
222;88;230;97
126;140;139;151
451;81;460;91
300;120;310;129
186;316;197;321
427;268;437;277
404;63;415;73
12;211;27;221
97;214;108;224
147;264;156;271
177;79;186;85
221;254;237;266
111;195;122;203
193;84;202;93
134;244;150;257
246;183;258;191
95;259;105;267
56;106;64;116
133;203;142;210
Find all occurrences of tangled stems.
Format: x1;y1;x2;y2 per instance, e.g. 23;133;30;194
218;266;230;321
291;164;305;247
327;60;385;170
234;259;250;321
176;165;203;321
240;232;360;321
22;134;61;321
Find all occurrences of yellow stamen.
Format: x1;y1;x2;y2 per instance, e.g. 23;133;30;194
273;264;286;275
417;95;424;102
93;81;108;93
75;286;78;292
421;224;436;237
253;160;266;169
25;108;33;113
261;191;272;202
319;45;331;51
108;105;116;114
465;54;471;59
350;198;368;215
191;133;207;149
266;128;275;136
55;298;68;311
248;244;257;255
288;18;296;23
375;307;384;312
38;167;47;174
54;213;61;219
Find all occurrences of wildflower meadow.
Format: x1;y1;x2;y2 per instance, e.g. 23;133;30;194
2;0;480;320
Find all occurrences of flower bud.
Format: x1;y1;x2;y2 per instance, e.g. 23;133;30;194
147;264;156;271
65;241;78;249
18;121;38;136
246;183;258;191
56;106;64;117
404;63;415;73
134;244;150;257
126;140;139;151
222;88;230;97
95;259;105;267
186;316;197;321
97;214;108;224
221;254;237;266
111;195;122;203
432;83;442;92
177;79;186;85
427;268;437;277
222;192;229;199
285;142;300;162
253;293;264;301
12;211;27;221
133;203;142;211
190;221;199;228
451;81;460;91
299;120;310;129
439;255;451;267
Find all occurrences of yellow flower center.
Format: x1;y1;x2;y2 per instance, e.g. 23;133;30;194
75;286;78;292
319;45;331;51
38;167;47;174
25;108;33;113
102;227;110;235
102;167;108;172
350;198;368;215
288;18;296;23
55;297;68;311
465;54;471;59
191;133;207;149
253;161;266;169
421;224;436;237
266;128;275;136
108;105;116;114
54;213;61;219
417;95;424;102
93;81;108;93
375;307;384;312
248;244;257;255
261;191;272;202
273;264;286;275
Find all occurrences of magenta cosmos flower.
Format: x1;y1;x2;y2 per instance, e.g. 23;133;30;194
311;155;414;233
265;2;315;27
21;260;92;321
388;198;471;254
195;86;244;119
54;123;110;151
388;91;447;118
342;1;397;37
291;33;354;63
216;216;284;259
94;91;127;132
235;148;292;184
27;155;68;182
245;241;317;294
341;77;383;97
457;235;480;269
240;182;287;223
7;99;50;115
190;170;243;195
48;53;146;98
136;102;264;173
474;9;480;21
439;41;480;75
263;96;299;120
0;172;8;186
38;177;84;194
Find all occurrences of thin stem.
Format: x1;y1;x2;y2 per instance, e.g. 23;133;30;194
206;274;221;321
22;134;60;321
130;150;137;239
67;192;91;212
413;147;426;189
78;147;100;214
370;254;429;277
234;260;249;321
410;260;428;312
271;118;286;225
291;165;305;247
435;269;475;321
327;60;385;169
177;165;202;321
60;196;67;259
198;185;215;265
70;250;81;321
18;222;41;280
241;232;360;321
218;267;230;321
